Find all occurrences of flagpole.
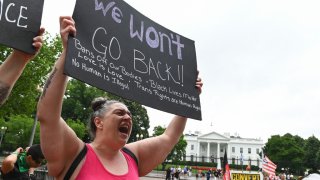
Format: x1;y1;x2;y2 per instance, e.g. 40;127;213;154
261;150;264;171
240;153;243;172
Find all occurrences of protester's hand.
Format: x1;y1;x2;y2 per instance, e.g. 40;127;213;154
11;27;45;62
25;147;30;152
32;27;45;53
60;16;76;50
14;147;24;154
195;70;203;94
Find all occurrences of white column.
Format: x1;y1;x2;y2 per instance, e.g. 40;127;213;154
207;142;210;162
197;141;200;162
217;143;221;169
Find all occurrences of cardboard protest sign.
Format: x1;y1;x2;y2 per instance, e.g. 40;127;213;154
65;0;202;120
0;0;44;54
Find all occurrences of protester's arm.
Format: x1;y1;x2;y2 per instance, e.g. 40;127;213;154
0;28;45;106
0;147;23;174
37;16;83;177
134;115;188;176
127;75;203;176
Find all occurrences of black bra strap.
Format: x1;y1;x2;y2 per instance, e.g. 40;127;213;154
122;147;139;166
64;144;87;180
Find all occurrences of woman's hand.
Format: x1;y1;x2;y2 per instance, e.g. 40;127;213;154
11;27;45;62
59;16;76;50
14;147;24;154
196;70;203;94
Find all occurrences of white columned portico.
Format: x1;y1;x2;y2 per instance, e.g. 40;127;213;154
207;142;210;162
217;142;221;169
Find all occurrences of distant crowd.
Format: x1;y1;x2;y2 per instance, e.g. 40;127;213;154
165;166;223;180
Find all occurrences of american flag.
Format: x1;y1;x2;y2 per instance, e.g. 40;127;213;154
223;150;230;180
262;155;277;177
240;153;244;164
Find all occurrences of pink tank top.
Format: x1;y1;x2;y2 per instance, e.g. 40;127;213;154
75;144;139;180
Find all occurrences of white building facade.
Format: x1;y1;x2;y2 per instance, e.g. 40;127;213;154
184;131;264;169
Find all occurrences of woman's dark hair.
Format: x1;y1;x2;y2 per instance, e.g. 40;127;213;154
27;144;44;162
88;97;122;139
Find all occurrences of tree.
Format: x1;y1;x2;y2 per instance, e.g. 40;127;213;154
316;149;320;169
62;79;106;122
0;115;41;151
303;136;320;173
0;34;62;118
66;119;86;140
264;133;305;174
0;115;88;152
0;46;12;63
153;126;187;170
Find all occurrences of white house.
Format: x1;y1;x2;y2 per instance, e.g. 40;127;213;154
184;131;264;169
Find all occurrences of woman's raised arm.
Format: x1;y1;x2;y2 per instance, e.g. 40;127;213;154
127;74;203;176
37;16;83;177
0;28;45;106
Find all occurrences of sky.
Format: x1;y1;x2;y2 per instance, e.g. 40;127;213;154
42;0;320;143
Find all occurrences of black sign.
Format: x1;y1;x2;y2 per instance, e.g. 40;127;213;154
65;0;201;120
0;0;44;54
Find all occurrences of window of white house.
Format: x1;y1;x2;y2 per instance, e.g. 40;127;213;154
232;147;235;153
248;148;251;154
191;144;194;150
256;148;259;154
240;147;243;153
